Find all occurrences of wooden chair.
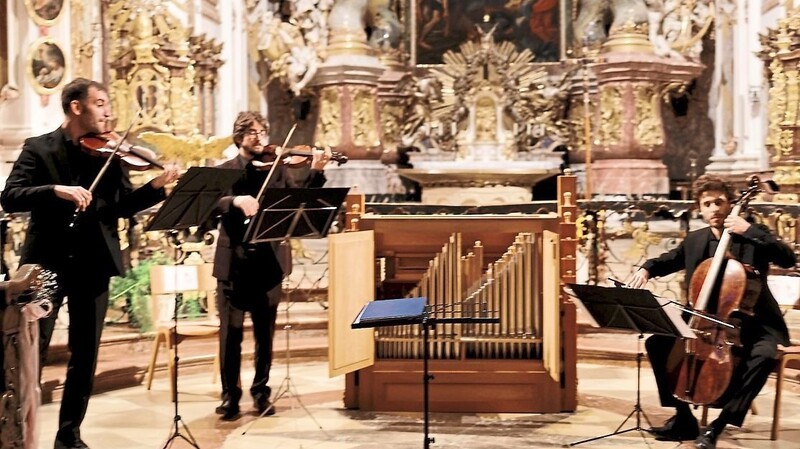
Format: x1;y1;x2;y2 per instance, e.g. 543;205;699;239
144;263;219;402
767;273;800;441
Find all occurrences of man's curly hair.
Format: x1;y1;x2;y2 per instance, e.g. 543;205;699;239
692;174;735;203
232;111;269;148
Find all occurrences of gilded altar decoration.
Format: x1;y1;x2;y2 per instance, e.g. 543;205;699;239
70;0;98;78
106;1;223;138
315;87;343;148
599;85;623;146
766;60;787;161
137;132;233;166
379;103;405;151
634;85;664;147
352;87;380;148
401;27;571;160
761;11;800;196
776;212;797;244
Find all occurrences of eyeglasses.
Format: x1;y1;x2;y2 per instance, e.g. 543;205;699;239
246;129;268;137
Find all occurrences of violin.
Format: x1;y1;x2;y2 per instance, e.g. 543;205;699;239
250;144;348;170
79;131;163;170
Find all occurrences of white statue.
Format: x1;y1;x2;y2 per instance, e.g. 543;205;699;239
251;0;334;95
328;0;368;31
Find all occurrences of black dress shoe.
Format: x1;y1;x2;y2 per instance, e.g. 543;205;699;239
221;404;241;421
54;438;89;449
647;414;699;441
254;395;276;416
694;426;720;449
215;399;241;421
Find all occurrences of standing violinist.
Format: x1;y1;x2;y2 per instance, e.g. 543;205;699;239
0;77;179;449
627;174;796;449
210;111;330;420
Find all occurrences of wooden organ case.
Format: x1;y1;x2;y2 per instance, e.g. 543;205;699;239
328;174;578;413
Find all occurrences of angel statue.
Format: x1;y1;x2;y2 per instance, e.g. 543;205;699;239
399;76;446;151
137;132;234;166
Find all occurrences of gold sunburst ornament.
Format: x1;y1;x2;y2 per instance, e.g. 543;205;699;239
137;132;234;166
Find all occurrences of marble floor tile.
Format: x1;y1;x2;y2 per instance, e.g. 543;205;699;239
34;361;800;449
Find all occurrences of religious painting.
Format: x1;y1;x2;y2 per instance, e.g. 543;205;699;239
412;0;565;65
25;0;65;26
27;38;67;94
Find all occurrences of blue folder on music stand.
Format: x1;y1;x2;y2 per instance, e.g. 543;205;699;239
352;297;427;329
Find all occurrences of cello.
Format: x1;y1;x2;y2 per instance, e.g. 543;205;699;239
668;176;764;406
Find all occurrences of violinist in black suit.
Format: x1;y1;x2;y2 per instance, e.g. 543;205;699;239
210;111;330;420
628;174;796;449
0;78;179;449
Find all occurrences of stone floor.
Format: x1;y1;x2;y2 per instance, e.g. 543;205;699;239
34;357;800;449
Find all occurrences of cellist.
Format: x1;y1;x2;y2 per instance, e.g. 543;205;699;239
627;174;796;449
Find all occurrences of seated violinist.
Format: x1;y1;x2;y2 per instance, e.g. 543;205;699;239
0;77;179;449
627;174;796;449
209;111;331;420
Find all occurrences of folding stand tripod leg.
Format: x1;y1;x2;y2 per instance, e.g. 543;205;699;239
162;292;200;449
422;318;435;449
241;288;325;436
568;335;652;447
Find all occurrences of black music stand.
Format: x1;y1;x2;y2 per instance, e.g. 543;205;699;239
147;166;242;449
243;187;350;244
353;297;499;449
241;187;349;434
563;283;696;447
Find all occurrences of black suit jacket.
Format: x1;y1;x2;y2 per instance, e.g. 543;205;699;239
0;127;166;278
211;155;326;300
642;224;796;346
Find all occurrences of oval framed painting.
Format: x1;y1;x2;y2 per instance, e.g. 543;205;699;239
25;0;65;27
27;37;68;94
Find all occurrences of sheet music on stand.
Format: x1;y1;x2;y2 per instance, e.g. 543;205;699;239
565;283;696;338
562;282;697;447
146;167;243;232
243;187;350;243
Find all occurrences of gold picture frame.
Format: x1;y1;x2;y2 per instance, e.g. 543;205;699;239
24;0;65;27
27;37;68;95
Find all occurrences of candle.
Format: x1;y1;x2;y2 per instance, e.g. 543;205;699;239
513;123;519;135
451;122;457;135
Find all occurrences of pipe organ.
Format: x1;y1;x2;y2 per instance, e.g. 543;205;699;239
332;174;578;413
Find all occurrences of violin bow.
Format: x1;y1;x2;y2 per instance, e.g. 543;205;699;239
243;123;298;238
69;108;142;229
254;123;298;202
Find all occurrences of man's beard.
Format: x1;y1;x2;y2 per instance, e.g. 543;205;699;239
244;145;263;158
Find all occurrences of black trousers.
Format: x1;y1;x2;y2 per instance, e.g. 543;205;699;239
646;325;779;427
37;270;110;444
216;280;279;404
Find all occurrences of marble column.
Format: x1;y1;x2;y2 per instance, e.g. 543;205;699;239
706;0;766;175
